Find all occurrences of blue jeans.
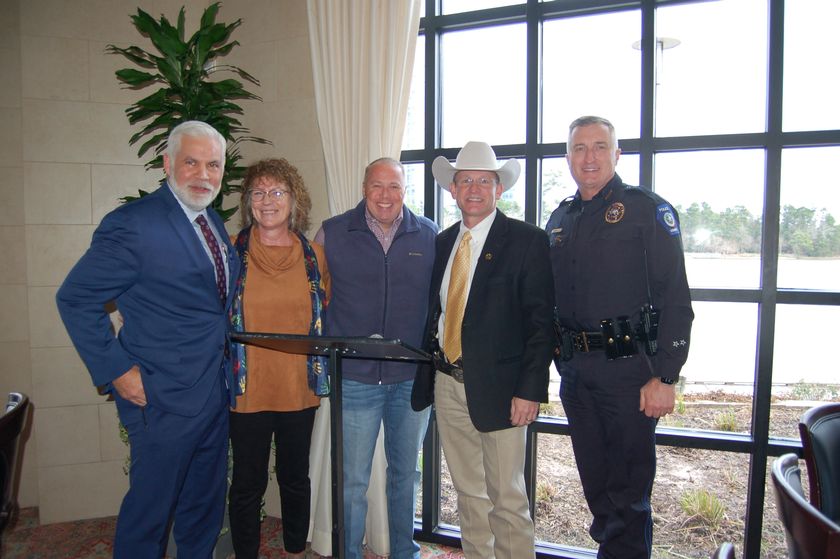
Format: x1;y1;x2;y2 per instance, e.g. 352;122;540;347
342;379;430;559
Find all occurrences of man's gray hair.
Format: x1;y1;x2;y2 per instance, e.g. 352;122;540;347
568;116;618;151
166;121;227;168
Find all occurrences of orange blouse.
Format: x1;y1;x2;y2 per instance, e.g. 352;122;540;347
233;228;331;413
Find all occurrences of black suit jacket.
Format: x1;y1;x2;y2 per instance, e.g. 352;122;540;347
411;211;555;432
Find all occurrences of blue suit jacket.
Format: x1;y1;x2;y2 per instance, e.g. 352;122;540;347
56;183;241;416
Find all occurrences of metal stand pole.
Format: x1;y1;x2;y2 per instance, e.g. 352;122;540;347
329;347;345;559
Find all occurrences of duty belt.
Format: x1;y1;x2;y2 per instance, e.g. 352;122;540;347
561;316;640;360
432;351;464;383
568;330;638;351
569;331;607;352
557;308;660;362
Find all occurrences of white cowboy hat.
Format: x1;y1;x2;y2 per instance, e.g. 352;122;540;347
432;141;521;192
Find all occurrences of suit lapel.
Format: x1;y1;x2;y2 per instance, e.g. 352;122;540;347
160;186;221;305
433;225;459;311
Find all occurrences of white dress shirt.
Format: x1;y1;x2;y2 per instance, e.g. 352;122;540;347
437;209;497;343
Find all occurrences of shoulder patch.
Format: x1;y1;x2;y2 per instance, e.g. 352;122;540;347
656;204;680;236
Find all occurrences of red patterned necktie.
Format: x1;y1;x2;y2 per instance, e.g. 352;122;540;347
195;215;227;303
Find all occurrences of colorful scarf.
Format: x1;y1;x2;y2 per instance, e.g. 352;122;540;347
229;226;330;397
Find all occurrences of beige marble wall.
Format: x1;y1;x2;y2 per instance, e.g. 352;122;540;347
0;0;37;517
218;0;329;234
6;0;325;523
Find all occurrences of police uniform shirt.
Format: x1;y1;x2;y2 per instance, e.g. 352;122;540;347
546;174;693;381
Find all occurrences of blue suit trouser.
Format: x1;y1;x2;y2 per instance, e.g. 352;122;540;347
113;375;229;559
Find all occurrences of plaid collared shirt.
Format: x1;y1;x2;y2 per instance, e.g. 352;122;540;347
365;207;403;253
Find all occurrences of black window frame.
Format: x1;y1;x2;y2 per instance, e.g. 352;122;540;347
403;1;840;558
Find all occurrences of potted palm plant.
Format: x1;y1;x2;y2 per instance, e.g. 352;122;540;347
107;2;270;220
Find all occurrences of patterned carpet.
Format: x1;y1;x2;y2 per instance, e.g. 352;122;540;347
1;508;465;558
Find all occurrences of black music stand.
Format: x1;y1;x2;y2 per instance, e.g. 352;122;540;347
231;332;430;559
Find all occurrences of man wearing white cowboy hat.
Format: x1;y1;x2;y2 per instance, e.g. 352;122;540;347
412;141;555;558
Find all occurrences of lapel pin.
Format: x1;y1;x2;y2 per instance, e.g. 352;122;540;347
485;253;493;261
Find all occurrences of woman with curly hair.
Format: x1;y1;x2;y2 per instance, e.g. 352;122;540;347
227;158;330;559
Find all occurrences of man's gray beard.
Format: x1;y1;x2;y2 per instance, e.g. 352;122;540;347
168;175;219;212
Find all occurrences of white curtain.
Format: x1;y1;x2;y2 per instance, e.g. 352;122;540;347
307;0;421;214
305;1;422;556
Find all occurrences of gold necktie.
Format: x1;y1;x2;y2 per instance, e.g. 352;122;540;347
443;231;471;361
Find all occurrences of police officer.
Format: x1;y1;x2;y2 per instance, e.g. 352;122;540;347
547;116;693;559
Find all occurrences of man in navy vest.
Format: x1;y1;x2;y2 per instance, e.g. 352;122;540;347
316;158;437;559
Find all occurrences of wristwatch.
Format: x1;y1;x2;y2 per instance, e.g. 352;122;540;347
659;376;678;385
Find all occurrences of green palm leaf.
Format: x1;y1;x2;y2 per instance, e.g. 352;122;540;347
114;68;160;87
108;2;270;221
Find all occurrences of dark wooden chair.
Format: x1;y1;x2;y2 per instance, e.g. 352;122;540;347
0;392;30;535
771;453;840;559
712;542;736;559
800;402;840;523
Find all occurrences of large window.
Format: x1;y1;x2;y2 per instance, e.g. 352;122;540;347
782;0;840;132
440;23;527;147
542;10;642;142
403;2;840;558
654;0;768;136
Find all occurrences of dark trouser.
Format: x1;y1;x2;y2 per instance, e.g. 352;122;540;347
559;353;657;559
228;407;317;558
114;375;229;559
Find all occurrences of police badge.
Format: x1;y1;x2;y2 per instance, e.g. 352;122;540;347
605;202;625;224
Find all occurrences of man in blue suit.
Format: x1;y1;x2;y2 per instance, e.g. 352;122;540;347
56;121;241;558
